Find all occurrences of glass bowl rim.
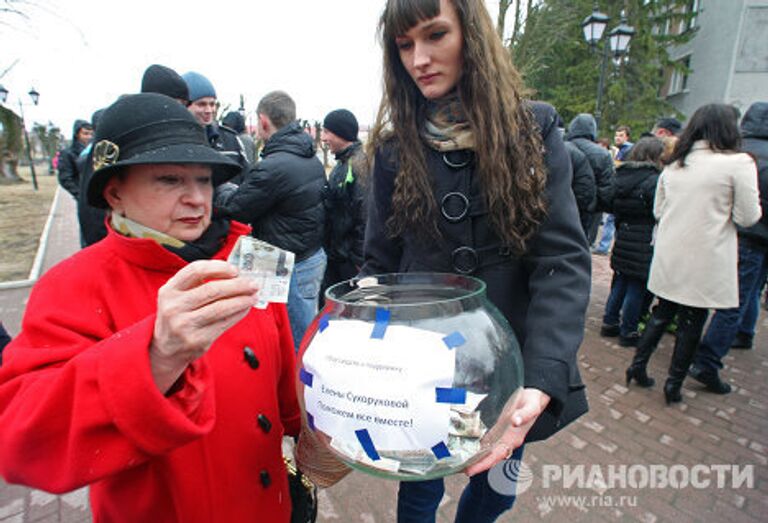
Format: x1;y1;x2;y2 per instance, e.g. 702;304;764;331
324;272;487;308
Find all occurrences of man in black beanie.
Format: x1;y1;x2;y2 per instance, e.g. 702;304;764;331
320;109;369;302
140;64;189;105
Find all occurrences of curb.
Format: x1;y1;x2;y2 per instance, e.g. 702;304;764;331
0;186;62;290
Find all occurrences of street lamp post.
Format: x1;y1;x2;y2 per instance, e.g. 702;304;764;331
581;5;635;129
0;84;41;190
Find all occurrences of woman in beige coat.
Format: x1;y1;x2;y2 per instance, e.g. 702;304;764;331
625;103;761;404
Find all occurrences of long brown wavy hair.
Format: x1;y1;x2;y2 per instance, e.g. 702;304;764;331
368;0;548;254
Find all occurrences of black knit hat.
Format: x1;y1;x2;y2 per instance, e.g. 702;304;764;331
87;93;240;208
323;109;358;142
141;64;189;102
655;117;682;135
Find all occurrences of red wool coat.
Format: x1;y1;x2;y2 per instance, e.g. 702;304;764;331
0;221;301;522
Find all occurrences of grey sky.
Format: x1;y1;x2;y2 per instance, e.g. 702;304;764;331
2;0;507;134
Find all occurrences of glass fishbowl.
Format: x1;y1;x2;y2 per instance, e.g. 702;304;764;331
296;273;524;481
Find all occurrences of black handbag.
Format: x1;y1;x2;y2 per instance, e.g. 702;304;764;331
285;456;318;523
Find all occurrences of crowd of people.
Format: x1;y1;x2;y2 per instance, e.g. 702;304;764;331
0;0;765;521
588;103;765;404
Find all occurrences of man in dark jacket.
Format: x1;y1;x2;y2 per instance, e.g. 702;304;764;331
556;117;595;235
182;71;249;183
57;119;93;199
222;91;326;351
320;109;369;299
567;114;615;244
74;109;108;247
689;101;768;393
222;111;257;165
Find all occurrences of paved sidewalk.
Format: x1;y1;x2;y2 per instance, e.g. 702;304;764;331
0;193;766;522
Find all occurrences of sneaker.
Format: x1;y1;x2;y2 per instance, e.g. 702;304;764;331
619;332;641;347
730;332;753;350
600;324;620;337
688;366;732;394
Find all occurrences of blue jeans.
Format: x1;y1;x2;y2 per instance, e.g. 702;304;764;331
738;252;768;337
287;247;327;352
397;446;524;523
603;273;645;336
595;214;615;253
694;241;767;373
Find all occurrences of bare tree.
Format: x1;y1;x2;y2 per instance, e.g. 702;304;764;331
497;0;513;41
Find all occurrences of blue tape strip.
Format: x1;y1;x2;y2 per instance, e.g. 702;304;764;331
307;412;315;431
299;368;314;388
355;429;381;461
370;308;391;339
435;387;467;404
442;331;466;349
431;441;451;459
318;314;330;333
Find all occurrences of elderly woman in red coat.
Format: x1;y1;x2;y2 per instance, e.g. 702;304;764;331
0;93;301;522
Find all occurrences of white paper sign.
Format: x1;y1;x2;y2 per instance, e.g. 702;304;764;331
302;319;457;454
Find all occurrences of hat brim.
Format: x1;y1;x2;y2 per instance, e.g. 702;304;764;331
87;142;241;208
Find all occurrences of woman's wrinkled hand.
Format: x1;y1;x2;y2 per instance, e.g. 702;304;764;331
464;388;550;476
150;260;259;393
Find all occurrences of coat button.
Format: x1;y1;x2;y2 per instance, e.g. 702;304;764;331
243;347;259;369
257;414;272;433
260;470;271;488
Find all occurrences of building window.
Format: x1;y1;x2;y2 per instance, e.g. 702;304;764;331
684;0;699;32
666;56;691;96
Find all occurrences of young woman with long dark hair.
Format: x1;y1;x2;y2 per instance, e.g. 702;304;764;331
362;1;591;521
625;103;761;404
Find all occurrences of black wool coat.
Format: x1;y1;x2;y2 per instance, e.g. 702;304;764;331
362;102;591;442
607;162;661;281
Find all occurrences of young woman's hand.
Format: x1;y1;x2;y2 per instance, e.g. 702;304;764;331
464;388;550;476
150;260;259;393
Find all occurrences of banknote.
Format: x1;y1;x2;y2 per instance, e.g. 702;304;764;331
227;236;295;309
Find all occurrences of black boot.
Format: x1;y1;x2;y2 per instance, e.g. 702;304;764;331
730;332;753;350
625;317;668;388
688;365;732;394
664;308;707;405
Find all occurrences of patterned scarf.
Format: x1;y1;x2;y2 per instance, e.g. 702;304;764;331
111;213;230;262
421;91;475;152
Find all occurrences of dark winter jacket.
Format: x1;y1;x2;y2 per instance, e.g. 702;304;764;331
363;102;590;443
615;141;633;162
75;146;108;247
57;119;90;199
222;112;257;165
738;102;768;248
608;161;661;280
567;114;615;212
207;122;250;185
323;141;369;268
565;140;597;233
222;121;325;261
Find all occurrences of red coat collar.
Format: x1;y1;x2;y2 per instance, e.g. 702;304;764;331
99;220;252;272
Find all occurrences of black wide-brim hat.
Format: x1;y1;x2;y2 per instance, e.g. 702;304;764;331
87;92;240;208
